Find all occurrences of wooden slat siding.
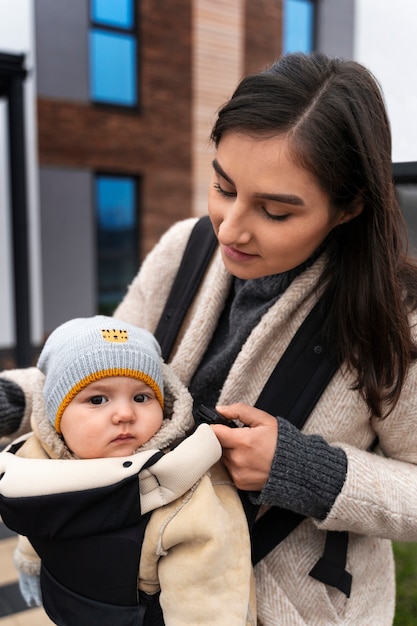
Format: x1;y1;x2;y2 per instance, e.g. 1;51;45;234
192;0;244;216
191;0;284;217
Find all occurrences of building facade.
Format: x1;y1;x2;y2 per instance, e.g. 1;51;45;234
0;0;416;366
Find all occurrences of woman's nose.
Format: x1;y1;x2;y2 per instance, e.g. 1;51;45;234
217;200;251;246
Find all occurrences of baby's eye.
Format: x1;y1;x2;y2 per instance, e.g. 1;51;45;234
89;395;107;405
134;394;149;403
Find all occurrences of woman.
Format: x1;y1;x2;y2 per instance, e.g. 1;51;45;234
2;52;417;624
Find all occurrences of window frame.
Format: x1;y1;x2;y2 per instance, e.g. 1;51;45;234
393;161;417;252
393;161;417;185
89;0;140;111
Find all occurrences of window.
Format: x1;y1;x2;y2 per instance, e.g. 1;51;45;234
95;174;139;314
283;0;315;54
89;0;137;107
393;162;417;253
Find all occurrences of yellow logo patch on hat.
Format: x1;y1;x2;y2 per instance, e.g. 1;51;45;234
100;328;128;343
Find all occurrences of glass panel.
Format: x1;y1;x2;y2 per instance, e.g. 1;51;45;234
91;0;134;29
97;176;136;230
90;30;137;106
96;176;138;315
283;0;314;54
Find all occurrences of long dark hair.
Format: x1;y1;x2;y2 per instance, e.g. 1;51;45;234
211;52;417;418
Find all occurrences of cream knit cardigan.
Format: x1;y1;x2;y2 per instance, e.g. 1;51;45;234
6;217;417;624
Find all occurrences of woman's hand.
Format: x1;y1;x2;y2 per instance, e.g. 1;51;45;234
210;403;278;491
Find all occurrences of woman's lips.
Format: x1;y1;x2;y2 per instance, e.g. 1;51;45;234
222;245;257;262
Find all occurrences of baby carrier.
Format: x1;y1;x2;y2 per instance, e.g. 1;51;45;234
1;440;165;626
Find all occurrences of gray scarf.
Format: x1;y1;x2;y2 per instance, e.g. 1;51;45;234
189;261;312;408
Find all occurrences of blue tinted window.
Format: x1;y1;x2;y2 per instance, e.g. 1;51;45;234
97;177;136;230
283;0;314;54
96;176;138;314
90;30;137;106
91;0;134;29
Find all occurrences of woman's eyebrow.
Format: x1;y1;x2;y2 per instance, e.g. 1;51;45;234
212;159;235;186
253;191;305;206
212;159;304;206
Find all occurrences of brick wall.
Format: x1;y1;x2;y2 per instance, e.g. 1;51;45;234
38;0;193;258
244;0;282;75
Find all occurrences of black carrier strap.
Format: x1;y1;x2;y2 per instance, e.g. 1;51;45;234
254;297;339;427
154;216;218;359
155;216;351;597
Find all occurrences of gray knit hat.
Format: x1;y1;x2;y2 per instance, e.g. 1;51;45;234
37;316;164;433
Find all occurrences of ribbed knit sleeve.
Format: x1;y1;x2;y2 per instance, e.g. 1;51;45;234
0;378;26;437
250;417;347;520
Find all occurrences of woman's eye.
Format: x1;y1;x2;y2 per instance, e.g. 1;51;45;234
213;182;236;198
261;206;291;222
264;211;290;222
89;395;107;405
134;394;148;403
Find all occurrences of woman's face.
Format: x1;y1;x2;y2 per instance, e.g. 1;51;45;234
208;132;347;280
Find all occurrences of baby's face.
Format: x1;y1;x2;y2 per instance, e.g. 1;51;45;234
60;376;164;458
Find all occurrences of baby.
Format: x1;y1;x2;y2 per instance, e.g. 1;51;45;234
0;316;255;625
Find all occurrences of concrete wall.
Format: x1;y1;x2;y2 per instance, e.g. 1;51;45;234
0;101;14;351
39;167;95;334
316;0;355;59
354;0;417;163
35;0;89;101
